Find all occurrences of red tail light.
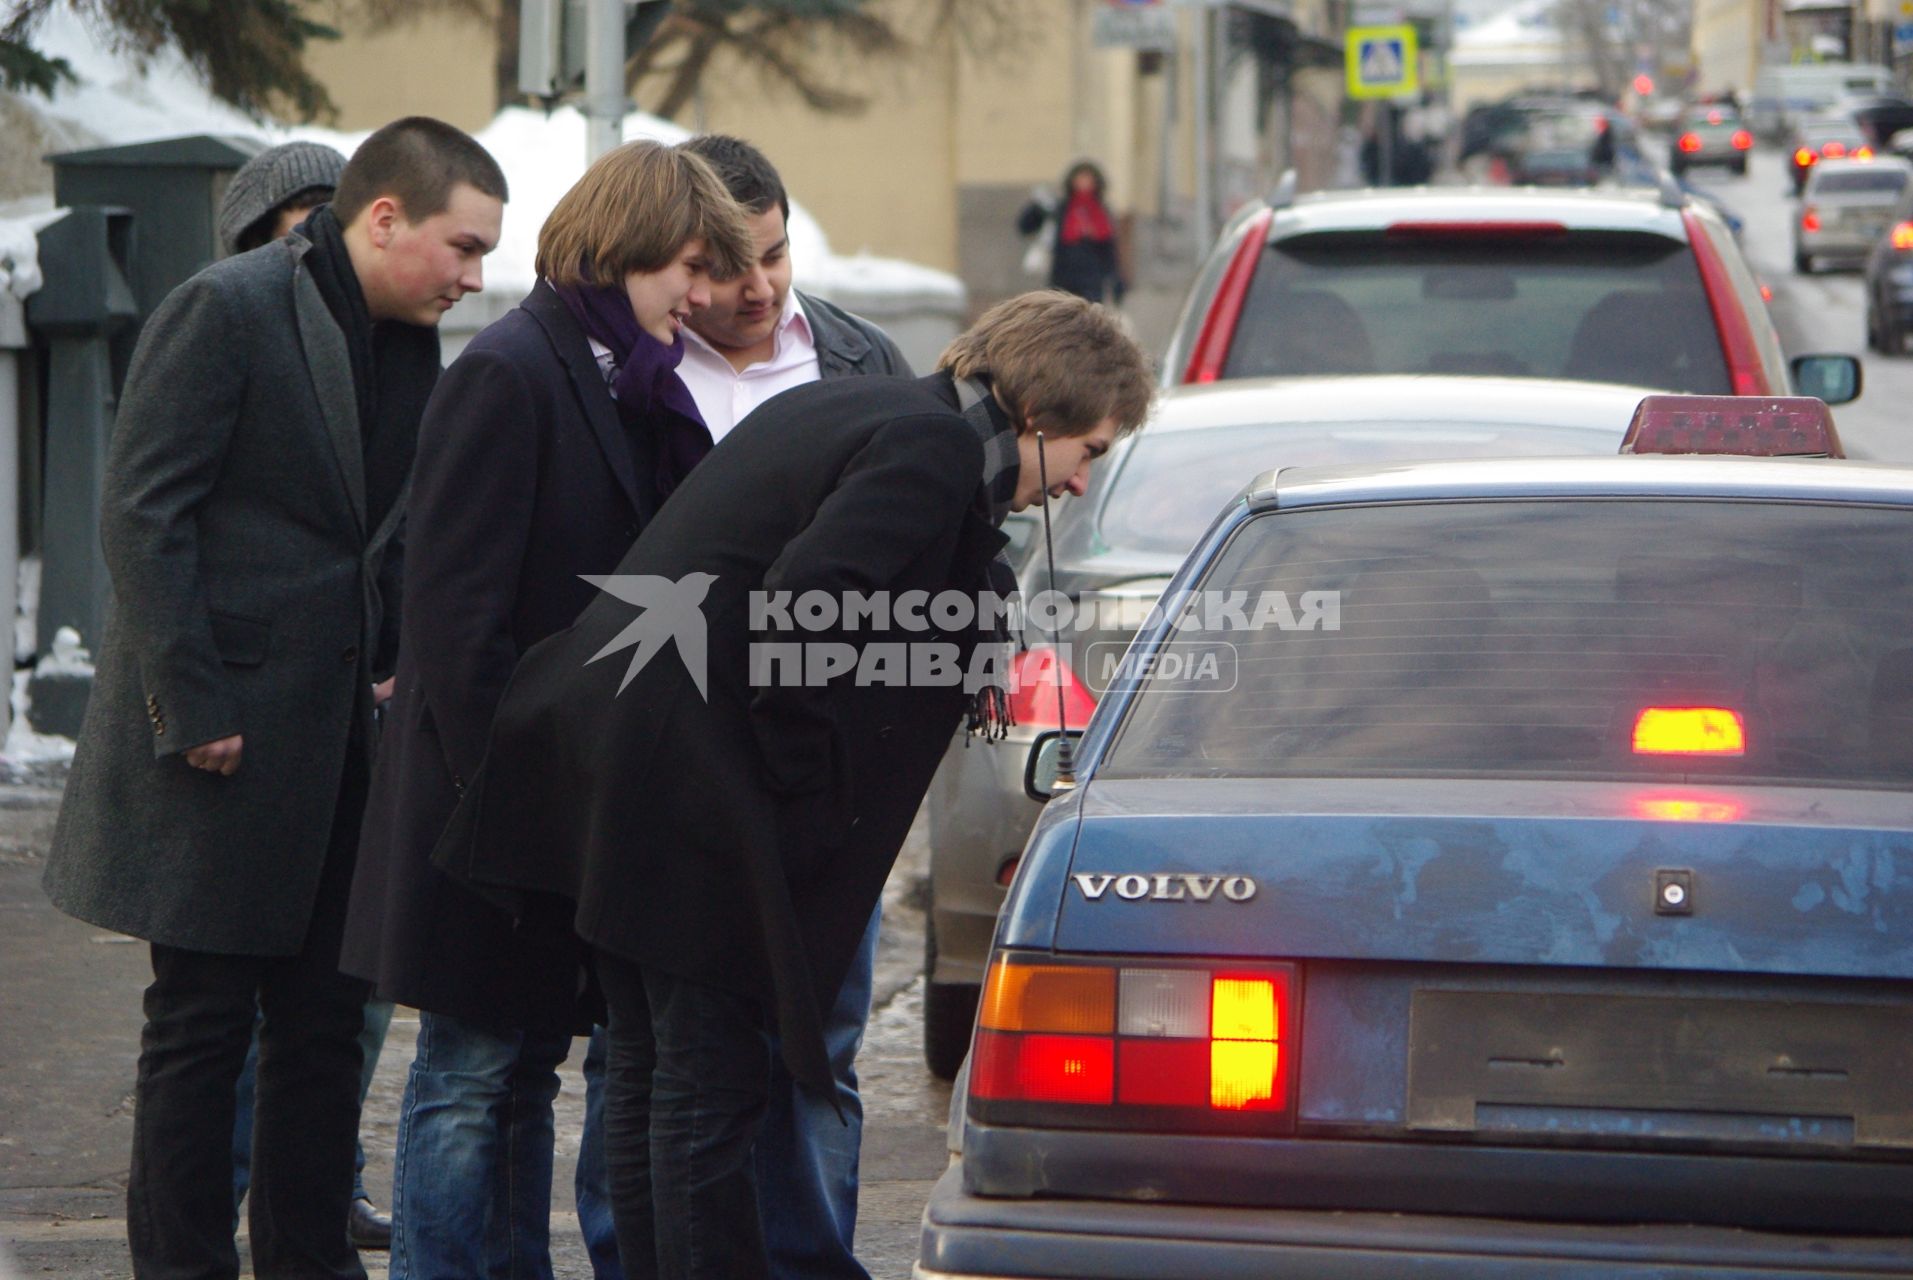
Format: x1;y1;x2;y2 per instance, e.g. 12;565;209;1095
1006;647;1097;731
1823;141;1848;158
1857;146;1875;160
971;956;1298;1132
1794;147;1816;167
1801;207;1822;232
1732;130;1753;150
1680;209;1773;396
1182;208;1273;384
1678;132;1703;153
1892;221;1913;250
1633;706;1747;756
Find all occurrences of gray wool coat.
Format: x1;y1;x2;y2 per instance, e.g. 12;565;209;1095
43;235;412;956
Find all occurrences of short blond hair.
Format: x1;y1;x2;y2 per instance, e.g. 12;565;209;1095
536;140;754;286
938;291;1155;437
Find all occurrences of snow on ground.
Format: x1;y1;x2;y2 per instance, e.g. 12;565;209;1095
10;5;960;303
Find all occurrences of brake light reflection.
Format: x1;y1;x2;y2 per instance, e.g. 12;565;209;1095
1632;706;1747;755
1634;796;1745;822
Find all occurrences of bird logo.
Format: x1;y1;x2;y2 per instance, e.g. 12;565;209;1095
580;573;718;699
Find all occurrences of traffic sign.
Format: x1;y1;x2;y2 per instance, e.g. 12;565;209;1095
1346;24;1419;100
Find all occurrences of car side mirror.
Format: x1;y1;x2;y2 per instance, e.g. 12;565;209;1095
1025;729;1084;802
1790;353;1862;405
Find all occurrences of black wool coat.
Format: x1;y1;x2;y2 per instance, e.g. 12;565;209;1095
433;373;1008;1088
339;282;658;1032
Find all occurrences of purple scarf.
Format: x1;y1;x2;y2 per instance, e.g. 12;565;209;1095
551;279;712;498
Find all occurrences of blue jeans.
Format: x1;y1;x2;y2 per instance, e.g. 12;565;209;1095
576;1027;622;1278
753;907;879;1280
388;1011;571;1280
235;998;394;1211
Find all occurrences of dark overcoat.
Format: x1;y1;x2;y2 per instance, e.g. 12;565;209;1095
43;236;409;954
339;282;655;1032
433;373;1007;1088
340;285;914;1031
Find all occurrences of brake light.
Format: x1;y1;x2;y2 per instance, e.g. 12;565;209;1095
1824;141;1848;158
1760;283;1773;302
1679;132;1703;153
1183;208;1272;383
1680;209;1774;396
1794;148;1816;166
1802;207;1822;232
1384;220;1568;240
1857;146;1875;161
972;956;1297;1129
1893;221;1913;250
1620;394;1842;456
1006;647;1097;731
1732;130;1753;150
1707;109;1723;125
1633;706;1747;756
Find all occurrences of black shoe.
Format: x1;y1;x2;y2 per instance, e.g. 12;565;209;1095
348;1196;392;1251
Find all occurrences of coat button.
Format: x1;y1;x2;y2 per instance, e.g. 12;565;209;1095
342;645;359;664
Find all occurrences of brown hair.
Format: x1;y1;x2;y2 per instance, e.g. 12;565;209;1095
536;140;755;287
333;116;507;227
938;291;1155;437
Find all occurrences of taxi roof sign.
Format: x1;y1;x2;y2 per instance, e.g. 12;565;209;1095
1347;25;1419;100
1620;394;1845;458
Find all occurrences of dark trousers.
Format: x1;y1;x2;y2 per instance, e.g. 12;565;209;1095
127;775;372;1280
596;949;774;1280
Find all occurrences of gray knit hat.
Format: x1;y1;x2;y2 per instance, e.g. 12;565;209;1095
218;140;348;254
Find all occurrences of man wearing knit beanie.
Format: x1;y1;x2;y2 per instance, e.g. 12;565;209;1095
218;140;347;256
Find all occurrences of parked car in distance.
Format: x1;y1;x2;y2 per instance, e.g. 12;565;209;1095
1795;156;1911;273
1670;102;1753;175
920;373;1665;1079
1162;184;1794;399
1861;169;1913;352
1788;116;1874;193
919;450;1913;1280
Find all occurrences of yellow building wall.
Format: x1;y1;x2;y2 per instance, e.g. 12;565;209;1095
302;5;499;133
1690;0;1764;97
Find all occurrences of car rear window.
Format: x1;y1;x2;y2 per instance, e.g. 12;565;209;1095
1222;233;1731;393
1811;169;1909;194
1102;499;1913;788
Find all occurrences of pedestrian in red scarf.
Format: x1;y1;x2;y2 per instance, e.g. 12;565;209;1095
1017;160;1127;304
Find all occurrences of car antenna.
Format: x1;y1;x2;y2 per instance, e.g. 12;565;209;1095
1035;432;1077;793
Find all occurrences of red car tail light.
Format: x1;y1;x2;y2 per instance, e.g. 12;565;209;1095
1802;207;1822;232
1857;146;1875;160
1678;132;1703;153
1794;147;1817;167
1732;130;1753;150
971;956;1298;1132
1824;141;1848;159
1182;208;1273;384
1006;647;1097;731
1680;210;1774;396
1633;706;1747;756
1893;221;1913;250
1620;394;1842;457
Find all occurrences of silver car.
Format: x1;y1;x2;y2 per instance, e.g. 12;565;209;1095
919;374;1658;1077
1795;156;1912;273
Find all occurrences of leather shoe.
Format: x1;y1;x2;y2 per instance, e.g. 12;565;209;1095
348;1196;392;1251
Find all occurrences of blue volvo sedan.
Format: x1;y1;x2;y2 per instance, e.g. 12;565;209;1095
918;455;1913;1279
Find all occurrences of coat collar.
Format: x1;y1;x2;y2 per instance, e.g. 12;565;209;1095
288;235;367;535
797;290;871;376
522;280;650;519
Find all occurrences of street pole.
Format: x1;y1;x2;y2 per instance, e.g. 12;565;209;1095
585;0;627;162
1192;3;1213;256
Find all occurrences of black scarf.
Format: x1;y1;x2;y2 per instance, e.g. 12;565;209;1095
299;205;441;535
953;374;1021;740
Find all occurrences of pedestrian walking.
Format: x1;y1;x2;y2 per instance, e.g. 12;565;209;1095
211;138;399;1253
338;138;753;1280
41;116;506;1280
1016;161;1126;304
674;132;910;1280
431;290;1155;1279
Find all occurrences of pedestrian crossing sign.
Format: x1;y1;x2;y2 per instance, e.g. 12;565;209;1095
1346;25;1419;100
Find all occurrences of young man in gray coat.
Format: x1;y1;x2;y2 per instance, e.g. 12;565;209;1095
41;117;505;1279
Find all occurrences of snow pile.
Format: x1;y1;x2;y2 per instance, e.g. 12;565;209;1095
10;7;961;304
0;209;67;300
6;668;79;766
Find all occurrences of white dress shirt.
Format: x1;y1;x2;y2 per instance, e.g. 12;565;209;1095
678;293;822;442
